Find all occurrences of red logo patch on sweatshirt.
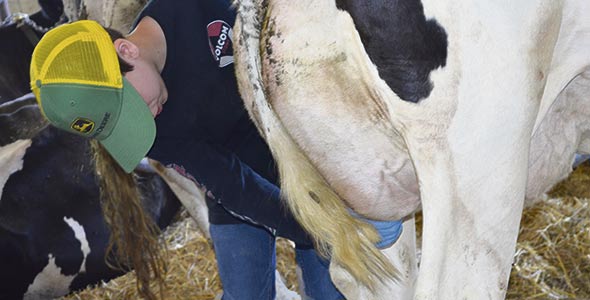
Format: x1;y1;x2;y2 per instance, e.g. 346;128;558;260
207;20;234;68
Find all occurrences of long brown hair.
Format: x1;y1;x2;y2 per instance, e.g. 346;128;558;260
91;140;166;299
88;27;167;300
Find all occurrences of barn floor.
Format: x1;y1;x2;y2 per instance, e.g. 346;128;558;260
62;163;590;300
60;214;299;300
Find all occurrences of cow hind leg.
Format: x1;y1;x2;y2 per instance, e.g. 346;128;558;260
233;2;398;292
408;138;528;300
569;70;590;154
526;69;590;203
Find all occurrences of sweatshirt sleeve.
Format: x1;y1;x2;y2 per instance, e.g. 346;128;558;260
148;137;313;245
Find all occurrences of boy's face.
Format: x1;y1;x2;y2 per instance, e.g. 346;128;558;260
124;58;168;117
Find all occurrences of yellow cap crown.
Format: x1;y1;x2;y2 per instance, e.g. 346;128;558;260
30;20;123;102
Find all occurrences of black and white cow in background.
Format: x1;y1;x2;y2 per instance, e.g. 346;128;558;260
0;7;183;299
0;105;181;299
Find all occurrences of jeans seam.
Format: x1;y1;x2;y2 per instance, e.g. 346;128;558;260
267;238;275;300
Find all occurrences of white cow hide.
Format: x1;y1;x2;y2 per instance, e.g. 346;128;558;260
62;0;147;33
232;0;590;299
0;139;31;201
148;159;211;238
23;217;91;300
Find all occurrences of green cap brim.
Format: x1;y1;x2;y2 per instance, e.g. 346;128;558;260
99;78;156;173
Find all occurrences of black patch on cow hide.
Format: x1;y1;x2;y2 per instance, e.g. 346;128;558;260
0;23;36;102
0;125;182;297
335;0;448;103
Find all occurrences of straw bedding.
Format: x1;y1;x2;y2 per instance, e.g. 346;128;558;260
62;163;590;300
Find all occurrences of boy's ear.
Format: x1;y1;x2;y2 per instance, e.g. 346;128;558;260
114;38;140;61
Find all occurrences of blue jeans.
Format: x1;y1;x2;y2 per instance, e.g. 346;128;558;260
210;223;344;300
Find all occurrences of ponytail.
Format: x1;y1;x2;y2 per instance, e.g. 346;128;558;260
90;139;167;300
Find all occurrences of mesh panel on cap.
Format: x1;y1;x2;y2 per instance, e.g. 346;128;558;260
30;20;123;100
45;40;110;84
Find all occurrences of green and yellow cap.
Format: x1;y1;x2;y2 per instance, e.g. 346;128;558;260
30;20;155;173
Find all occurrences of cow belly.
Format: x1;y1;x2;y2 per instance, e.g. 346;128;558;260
277;103;419;221
262;1;419;220
526;69;590;204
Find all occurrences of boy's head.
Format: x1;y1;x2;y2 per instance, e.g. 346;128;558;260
30;20;155;172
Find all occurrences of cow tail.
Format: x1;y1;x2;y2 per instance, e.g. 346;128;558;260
233;1;399;291
90;140;166;300
269;123;399;291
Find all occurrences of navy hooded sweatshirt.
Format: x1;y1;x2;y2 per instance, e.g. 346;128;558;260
135;0;312;245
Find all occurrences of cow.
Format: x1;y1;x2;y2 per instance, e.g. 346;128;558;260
232;0;590;299
0;93;182;300
0;8;184;299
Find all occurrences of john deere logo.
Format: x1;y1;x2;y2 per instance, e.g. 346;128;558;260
71;118;95;134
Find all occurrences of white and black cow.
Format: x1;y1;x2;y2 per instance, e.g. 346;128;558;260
0;93;183;300
0;14;182;299
0;94;181;300
233;0;590;299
